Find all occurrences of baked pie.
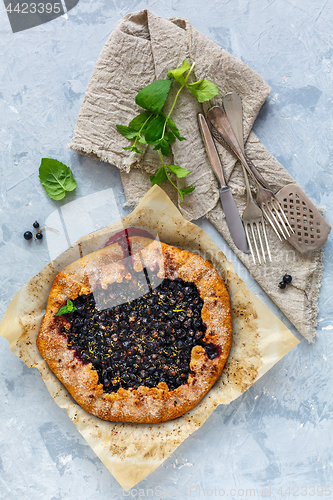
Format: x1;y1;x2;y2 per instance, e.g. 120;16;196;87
37;230;233;423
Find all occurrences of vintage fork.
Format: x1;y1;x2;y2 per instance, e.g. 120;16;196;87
221;93;271;264
207;105;294;241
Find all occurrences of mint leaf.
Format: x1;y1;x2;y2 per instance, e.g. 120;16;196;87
123;146;143;154
153;138;169;156
178;185;196;202
150;166;168;185
160;142;170;156
39;158;76;201
116;125;138;139
164;131;176;144
56;299;77;316
166;164;192;178
167;59;190;85
135;79;172;114
129;111;154;131
131;146;143;154
145;115;166;144
137;136;148;144
186;79;220;102
153;131;176;156
168;118;186;141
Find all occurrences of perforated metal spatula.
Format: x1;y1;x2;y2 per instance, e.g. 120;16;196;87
275;185;331;253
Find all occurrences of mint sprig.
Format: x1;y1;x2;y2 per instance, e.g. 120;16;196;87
117;60;219;203
150;154;195;203
56;299;77;316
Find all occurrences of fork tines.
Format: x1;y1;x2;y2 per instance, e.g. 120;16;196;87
261;199;294;241
244;219;272;265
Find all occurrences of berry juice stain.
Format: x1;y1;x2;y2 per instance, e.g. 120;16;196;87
62;273;219;393
105;227;156;255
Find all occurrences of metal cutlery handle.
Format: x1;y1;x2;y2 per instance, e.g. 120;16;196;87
207;106;271;191
198;113;226;187
245;156;272;191
198;113;250;254
221;93;252;198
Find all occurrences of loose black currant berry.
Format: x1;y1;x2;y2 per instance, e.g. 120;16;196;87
278;281;286;289
33;221;40;229
24;231;33;240
36;232;43;240
283;274;292;284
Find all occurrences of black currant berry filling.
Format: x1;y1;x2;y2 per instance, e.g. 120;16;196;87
61;272;218;393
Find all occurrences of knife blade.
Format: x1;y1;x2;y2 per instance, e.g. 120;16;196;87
198;113;250;254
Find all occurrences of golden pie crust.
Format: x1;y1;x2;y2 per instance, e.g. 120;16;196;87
37;236;233;423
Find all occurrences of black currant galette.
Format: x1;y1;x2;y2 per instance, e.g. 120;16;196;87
37;232;233;423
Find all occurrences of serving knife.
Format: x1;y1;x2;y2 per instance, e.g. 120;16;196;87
198;113;250;254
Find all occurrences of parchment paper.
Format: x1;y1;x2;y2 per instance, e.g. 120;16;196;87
0;186;299;488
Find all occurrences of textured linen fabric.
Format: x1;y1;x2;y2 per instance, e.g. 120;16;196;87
69;9;323;341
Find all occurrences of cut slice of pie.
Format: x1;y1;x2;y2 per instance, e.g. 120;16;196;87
37;230;233;423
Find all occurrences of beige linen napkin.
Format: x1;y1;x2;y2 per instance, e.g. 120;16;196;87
69;9;323;341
